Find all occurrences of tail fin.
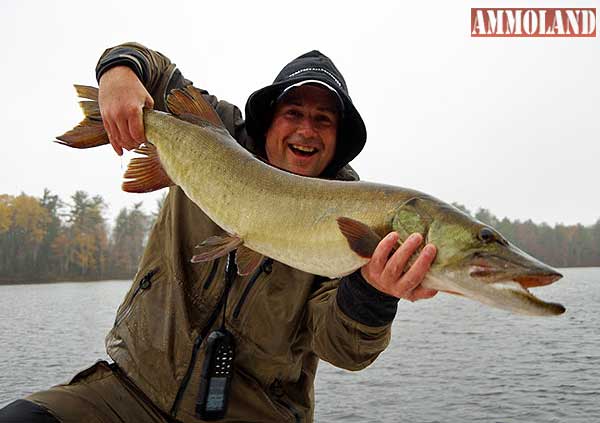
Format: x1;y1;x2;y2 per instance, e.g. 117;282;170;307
55;85;109;148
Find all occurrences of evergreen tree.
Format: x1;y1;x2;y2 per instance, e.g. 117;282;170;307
109;203;150;278
65;191;108;278
37;189;64;276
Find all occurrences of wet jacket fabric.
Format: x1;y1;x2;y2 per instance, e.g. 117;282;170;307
74;42;398;422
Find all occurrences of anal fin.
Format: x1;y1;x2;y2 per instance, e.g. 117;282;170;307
191;234;243;263
122;144;175;193
236;246;264;276
337;217;382;258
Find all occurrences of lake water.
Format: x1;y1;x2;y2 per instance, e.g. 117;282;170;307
1;268;598;422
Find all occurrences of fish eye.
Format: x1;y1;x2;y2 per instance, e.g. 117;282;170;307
478;227;496;243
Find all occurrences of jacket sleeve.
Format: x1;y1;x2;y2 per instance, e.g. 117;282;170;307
96;41;189;112
306;271;400;371
95;42;246;140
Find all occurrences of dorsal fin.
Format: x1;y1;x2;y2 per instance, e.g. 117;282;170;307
166;85;225;128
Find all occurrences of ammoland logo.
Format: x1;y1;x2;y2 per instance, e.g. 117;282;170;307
471;8;596;37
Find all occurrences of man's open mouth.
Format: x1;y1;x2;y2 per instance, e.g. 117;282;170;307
289;144;318;157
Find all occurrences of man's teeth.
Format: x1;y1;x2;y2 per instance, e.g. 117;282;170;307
290;144;316;153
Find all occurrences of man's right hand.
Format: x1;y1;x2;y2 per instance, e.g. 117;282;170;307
98;66;155;156
360;232;438;302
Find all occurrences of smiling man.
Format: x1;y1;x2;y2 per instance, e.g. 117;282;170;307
0;45;437;422
265;83;338;177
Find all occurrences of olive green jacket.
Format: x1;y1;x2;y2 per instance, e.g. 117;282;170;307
98;42;398;423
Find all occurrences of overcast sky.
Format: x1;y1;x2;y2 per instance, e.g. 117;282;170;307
1;0;598;226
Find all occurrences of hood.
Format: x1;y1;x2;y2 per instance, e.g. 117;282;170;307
245;50;367;177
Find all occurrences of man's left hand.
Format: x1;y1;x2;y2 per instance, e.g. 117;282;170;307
360;232;438;301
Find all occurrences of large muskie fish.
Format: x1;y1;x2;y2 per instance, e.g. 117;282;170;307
57;85;565;316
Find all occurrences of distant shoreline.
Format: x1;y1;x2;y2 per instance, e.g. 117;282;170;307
0;277;132;286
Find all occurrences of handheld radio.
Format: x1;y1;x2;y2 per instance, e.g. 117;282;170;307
195;329;235;420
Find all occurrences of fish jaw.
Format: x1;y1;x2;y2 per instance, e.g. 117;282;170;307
422;267;565;317
465;241;563;286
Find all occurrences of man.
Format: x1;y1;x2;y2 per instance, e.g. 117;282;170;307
0;43;437;422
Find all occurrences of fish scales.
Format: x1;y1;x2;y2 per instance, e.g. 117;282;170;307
146;110;402;276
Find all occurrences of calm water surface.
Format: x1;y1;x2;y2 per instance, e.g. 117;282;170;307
1;268;598;422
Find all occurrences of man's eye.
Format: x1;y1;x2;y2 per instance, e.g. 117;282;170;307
285;109;302;118
315;115;332;125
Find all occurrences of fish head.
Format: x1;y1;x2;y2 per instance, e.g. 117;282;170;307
392;197;565;316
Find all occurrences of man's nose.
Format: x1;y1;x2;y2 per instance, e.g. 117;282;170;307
296;117;318;137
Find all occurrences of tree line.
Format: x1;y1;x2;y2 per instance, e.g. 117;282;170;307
452;204;600;268
0;191;598;283
0;190;162;283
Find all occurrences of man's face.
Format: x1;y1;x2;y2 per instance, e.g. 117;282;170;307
265;84;339;177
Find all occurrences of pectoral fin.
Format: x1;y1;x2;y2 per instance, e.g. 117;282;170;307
336;217;382;258
191;234;243;263
122;143;175;193
236;246;264;276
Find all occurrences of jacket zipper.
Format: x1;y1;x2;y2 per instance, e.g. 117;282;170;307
232;268;263;319
169;286;227;416
170;254;236;417
232;258;272;319
203;259;220;290
271;379;301;422
114;268;158;327
277;399;301;423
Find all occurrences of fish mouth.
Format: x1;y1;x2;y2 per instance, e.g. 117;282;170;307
467;264;565;316
487;279;565;316
513;273;562;288
469;264;563;287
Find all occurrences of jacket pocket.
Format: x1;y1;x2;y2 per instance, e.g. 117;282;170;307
274;398;301;423
114;267;159;327
270;379;302;423
232;258;273;319
234;367;297;422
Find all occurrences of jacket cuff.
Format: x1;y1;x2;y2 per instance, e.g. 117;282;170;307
336;271;399;327
96;47;147;83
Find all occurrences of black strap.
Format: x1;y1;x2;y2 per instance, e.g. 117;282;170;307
221;251;237;330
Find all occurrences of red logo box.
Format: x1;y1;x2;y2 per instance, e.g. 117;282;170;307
471;8;596;37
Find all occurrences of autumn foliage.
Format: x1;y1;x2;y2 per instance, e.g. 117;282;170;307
0;190;153;282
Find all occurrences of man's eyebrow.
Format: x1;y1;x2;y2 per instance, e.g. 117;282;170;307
316;105;338;115
282;98;303;106
280;98;338;115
